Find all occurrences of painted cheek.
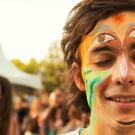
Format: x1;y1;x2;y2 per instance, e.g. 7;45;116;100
82;66;111;109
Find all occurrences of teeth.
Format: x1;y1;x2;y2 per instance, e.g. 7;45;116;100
131;97;135;101
120;97;125;103
111;97;135;103
116;98;120;102
126;98;131;102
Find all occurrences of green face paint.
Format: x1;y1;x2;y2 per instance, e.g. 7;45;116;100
83;66;111;109
82;66;111;135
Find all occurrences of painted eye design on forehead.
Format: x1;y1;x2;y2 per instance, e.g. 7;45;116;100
93;33;115;44
129;30;135;38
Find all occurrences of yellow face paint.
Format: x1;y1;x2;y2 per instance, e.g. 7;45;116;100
79;35;92;74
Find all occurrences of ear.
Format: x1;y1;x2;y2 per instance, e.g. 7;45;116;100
72;62;85;91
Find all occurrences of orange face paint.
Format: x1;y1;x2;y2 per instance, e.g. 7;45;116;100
79;35;92;67
112;13;125;25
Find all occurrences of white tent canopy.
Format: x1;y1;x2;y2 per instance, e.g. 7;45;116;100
0;46;43;90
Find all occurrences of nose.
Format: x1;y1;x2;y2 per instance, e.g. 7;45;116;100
112;56;135;87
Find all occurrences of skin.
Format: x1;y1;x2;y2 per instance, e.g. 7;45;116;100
74;11;135;135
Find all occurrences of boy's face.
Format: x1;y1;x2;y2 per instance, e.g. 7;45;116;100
78;11;135;127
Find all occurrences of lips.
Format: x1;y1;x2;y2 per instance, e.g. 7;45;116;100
105;94;135;110
108;97;135;103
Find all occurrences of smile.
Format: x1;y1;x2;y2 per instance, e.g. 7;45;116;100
107;96;135;103
106;95;135;109
118;120;135;125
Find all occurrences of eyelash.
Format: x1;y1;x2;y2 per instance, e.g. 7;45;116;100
93;56;114;67
95;59;113;67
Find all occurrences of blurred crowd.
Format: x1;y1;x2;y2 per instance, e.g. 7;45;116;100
9;89;90;135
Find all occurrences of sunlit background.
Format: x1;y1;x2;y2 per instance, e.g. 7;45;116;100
0;0;80;62
0;0;83;93
0;1;91;135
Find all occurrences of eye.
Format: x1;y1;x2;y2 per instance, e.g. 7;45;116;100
93;33;115;45
92;54;115;67
94;59;114;67
129;30;135;38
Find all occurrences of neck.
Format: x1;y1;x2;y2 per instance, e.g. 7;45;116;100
82;113;135;135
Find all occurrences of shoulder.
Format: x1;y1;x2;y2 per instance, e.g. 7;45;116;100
61;128;84;135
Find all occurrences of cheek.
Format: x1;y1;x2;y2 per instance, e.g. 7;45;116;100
83;66;111;109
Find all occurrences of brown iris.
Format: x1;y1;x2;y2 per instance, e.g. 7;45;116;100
97;34;105;43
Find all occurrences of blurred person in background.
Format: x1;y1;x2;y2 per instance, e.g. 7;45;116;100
38;91;57;135
54;89;69;130
0;76;12;135
15;97;29;135
40;92;49;111
61;105;81;134
54;89;64;108
38;89;69;135
8;110;20;135
24;99;41;135
29;99;41;120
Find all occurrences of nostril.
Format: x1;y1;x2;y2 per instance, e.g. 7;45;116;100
128;80;134;86
116;81;123;87
116;80;134;87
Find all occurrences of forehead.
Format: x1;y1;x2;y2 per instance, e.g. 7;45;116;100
91;11;135;36
112;13;125;25
99;11;135;26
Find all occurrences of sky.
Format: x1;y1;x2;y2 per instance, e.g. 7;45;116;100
0;0;80;62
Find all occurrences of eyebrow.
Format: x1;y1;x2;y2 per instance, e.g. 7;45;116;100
127;23;135;29
91;45;115;53
90;24;112;36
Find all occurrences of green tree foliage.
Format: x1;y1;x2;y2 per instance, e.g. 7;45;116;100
12;40;65;92
25;58;40;74
11;59;25;71
40;41;65;92
12;58;40;74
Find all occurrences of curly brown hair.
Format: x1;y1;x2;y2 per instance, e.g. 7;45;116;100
61;0;135;112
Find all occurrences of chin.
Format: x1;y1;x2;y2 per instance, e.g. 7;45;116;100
109;113;135;130
115;121;135;131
